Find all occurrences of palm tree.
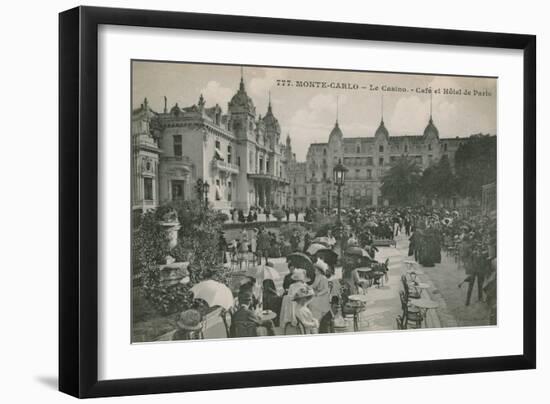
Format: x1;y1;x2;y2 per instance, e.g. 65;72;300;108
381;157;422;206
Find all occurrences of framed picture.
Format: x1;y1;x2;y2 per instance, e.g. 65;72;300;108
59;6;536;398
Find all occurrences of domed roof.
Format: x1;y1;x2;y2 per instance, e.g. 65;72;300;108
375;119;389;138
170;103;182;116
423;117;439;138
329;121;343;140
263;102;280;133
228;78;255;113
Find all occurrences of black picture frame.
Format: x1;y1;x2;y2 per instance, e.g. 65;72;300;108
59;5;536;398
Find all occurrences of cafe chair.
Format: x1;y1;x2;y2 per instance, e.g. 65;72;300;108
231;320;258;338
401;274;421;300
395;315;405;330
399;291;423;329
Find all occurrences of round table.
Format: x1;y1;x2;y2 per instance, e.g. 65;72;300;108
411;298;439;327
355;267;373;273
258;310;277;321
348;294;369;302
403;260;416;271
346;295;369;331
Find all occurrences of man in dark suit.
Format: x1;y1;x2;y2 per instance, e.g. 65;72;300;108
231;292;275;337
319;296;342;334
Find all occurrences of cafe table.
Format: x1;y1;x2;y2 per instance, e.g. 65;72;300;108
403;260;416;272
347;294;369;331
258;310;277;322
410;298;439;327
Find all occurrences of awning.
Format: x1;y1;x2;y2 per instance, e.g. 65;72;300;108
215;185;222;200
214;148;224;161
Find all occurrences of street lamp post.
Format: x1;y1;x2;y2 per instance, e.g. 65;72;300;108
195;179;210;208
333;159;348;227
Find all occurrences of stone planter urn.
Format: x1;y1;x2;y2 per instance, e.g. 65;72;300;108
157;209;190;287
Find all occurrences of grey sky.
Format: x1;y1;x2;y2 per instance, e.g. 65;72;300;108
133;61;497;161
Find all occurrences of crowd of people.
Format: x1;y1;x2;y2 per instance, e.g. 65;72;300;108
173;204;497;340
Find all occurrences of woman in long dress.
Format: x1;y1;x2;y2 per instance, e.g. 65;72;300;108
309;260;330;320
279;268;307;329
294;286;319;334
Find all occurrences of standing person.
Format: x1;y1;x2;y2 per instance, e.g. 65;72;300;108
262;278;282;325
309;260;330;321
404;215;412;236
250;228;258;263
326;229;336;249
294;207;300;222
303;233;312;253
218;231;228;264
256;227;270;265
290;230;301;252
282;260;296;294
285;207;290;222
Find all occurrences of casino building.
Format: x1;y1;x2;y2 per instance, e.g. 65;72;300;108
294;102;477;209
132;72;295;214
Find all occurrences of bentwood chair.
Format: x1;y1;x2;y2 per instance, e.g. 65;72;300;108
231;321;258;338
399;291;423;329
395;315;405;330
401;274;421;300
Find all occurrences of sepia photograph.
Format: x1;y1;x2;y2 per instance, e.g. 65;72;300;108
131;60;497;343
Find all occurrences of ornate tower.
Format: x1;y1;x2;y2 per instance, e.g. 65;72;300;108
228;67;256;139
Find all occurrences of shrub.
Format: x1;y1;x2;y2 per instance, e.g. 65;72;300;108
135;200;230;316
279;223;307;243
272;209;285;221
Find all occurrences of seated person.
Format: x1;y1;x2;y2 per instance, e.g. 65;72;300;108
173;309;203;340
293;286;319;334
279;268;308;327
239;276;261;310
319;296;345;333
231;292;275;337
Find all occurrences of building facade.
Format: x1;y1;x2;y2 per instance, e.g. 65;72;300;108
297;110;481;209
132;75;294;214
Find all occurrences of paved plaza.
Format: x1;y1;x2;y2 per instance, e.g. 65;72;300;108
196;231;490;340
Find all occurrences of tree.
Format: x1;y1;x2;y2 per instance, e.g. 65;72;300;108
381;157;422;205
454;135;497;199
420;154;457;202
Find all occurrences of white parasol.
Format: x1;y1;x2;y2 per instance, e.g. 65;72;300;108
190;280;234;310
246;264;281;281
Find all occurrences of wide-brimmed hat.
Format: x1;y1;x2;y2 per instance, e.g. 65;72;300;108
177;309;203;331
291;268;307;281
292;286;315;301
313;259;329;275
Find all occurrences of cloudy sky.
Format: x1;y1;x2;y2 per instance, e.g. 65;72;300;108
133;61;497;161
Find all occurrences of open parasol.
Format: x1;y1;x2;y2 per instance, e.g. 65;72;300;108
311;237;331;247
246;264;281;281
286;252;314;272
345;246;371;258
306;243;329;255
314;248;338;266
190;280;234;310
